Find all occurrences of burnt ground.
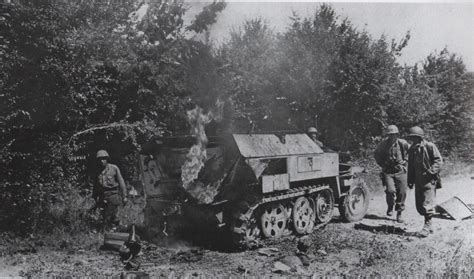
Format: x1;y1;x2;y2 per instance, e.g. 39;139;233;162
1;174;473;277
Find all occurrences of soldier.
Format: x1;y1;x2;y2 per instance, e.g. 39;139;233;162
374;125;410;223
406;126;443;237
93;150;128;231
307;127;324;148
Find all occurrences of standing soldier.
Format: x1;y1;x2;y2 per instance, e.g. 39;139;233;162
374;125;410;223
406;126;443;237
307;127;324;148
93;150;128;231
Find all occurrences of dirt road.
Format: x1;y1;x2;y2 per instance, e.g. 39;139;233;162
1;174;473;277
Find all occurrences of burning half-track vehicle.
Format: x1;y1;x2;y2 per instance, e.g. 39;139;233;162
138;133;369;249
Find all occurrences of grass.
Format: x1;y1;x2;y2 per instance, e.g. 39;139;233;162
441;156;474;178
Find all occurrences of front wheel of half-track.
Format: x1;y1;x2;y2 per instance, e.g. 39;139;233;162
229;200;260;250
339;179;370;222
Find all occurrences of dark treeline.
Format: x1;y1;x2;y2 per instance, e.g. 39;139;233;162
0;1;472;232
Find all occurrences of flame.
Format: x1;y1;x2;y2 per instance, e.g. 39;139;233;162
180;106;211;189
185;179;224;204
180;100;224;204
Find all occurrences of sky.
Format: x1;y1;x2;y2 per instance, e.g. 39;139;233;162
185;2;474;71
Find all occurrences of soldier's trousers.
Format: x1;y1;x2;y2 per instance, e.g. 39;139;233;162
103;191;122;229
383;171;408;212
414;178;437;219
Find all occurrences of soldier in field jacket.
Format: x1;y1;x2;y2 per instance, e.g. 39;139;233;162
374;125;411;223
406;126;443;237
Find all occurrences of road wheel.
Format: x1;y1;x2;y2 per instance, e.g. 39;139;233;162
260;203;288;238
339;179;370;222
230;200;260;250
292;196;316;234
314;189;334;224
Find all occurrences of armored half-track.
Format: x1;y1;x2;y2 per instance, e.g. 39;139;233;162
139;133;369;248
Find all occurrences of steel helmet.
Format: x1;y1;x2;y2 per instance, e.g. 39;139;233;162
386;125;399;135
407;126;424;138
96;150;109;158
307;127;318;134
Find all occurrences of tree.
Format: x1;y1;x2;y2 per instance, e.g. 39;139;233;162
421;48;473;153
275;5;341;132
217;18;281;132
0;0;226;232
217;5;410;150
384;65;444;134
324;27;409;150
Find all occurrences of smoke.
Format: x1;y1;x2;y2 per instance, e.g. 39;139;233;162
129;3;149;25
180;100;224;204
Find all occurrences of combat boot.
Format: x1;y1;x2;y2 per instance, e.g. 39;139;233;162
386;193;395;217
419;219;433;237
396;211;405;224
425;219;434;233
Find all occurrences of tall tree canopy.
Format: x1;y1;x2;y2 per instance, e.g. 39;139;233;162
0;1;471;232
0;0;226;230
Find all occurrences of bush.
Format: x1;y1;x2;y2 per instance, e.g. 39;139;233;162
1;2;471;236
0;0;225;234
44;183;99;233
440;154;474;178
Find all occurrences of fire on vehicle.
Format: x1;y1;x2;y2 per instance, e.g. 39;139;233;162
138;132;370;249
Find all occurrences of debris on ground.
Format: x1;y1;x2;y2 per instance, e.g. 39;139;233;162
74;259;87;266
317;248;327;255
298;253;312;266
272;261;291;273
170;249;204;263
273;255;310;275
280;255;303;270
297;236;311;253
104;232;130;251
295;265;311;276
119;271;150;279
123;258;141;271
2;176;472;277
437;196;474;221
138;242;169;263
120;226;142;270
237;265;248;274
257;247;279;257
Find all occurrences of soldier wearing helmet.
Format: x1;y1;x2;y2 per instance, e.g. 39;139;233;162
374;125;411;223
307;127;324;148
93;149;128;231
406;126;443;237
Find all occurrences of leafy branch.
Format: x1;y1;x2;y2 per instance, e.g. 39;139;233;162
68;122;142;145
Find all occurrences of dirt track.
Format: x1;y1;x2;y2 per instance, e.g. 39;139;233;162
1;174;473;277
